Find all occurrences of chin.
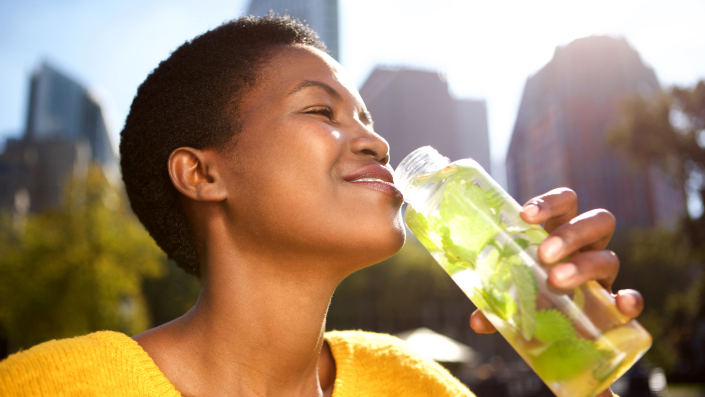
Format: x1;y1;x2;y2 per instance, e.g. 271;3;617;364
356;222;407;268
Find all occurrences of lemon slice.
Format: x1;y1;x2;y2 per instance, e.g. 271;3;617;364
595;325;646;352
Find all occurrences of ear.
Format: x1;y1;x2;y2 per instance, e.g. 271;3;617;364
168;147;227;202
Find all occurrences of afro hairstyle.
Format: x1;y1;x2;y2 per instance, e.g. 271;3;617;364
120;15;326;277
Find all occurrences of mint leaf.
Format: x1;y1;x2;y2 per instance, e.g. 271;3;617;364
523;228;548;245
534;309;576;344
501;237;530;257
530;338;606;382
440;226;474;274
530;309;611;381
439;180;499;224
480;288;517;320
438;181;499;261
484;186;505;215
510;262;539;340
446;216;496;256
405;206;441;251
476;250;512;294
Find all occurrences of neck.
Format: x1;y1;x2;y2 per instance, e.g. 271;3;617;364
136;221;345;397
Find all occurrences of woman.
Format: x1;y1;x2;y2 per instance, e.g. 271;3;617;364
0;16;642;396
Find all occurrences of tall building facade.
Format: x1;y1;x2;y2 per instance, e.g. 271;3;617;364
247;0;339;60
506;36;685;229
360;67;491;173
0;63;117;213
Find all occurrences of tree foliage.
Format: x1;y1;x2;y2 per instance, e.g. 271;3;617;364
0;165;166;350
610;82;705;244
610;230;701;372
608;81;705;376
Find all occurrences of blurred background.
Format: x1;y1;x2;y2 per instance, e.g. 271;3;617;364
1;0;704;396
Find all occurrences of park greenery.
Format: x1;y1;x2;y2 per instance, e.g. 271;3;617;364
608;80;705;377
0;166;168;350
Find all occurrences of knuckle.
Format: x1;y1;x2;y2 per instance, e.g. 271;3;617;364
547;187;577;204
572;209;616;228
554;187;577;199
546;187;575;201
552;225;577;246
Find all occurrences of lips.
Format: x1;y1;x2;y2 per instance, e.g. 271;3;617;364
343;164;403;198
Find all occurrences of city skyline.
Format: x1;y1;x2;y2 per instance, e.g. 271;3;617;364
0;63;116;213
247;0;339;60
360;66;490;172
506;36;686;229
1;0;704;189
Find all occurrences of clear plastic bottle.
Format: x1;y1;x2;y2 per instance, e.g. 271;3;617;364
394;146;652;397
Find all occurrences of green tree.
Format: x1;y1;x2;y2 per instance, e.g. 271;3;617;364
0;165;165;350
609;81;705;375
610;81;705;250
610;230;698;371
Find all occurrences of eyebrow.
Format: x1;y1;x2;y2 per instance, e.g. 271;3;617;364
288;79;374;127
288;80;342;101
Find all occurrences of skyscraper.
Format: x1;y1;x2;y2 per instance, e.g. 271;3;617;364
247;0;339;60
0;63;117;213
360;67;491;173
506;36;685;229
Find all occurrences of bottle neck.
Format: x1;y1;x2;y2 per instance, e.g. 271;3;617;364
393;146;451;203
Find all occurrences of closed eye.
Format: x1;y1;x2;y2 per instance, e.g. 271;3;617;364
306;106;335;122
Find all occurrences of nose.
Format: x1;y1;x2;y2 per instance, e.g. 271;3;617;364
349;128;390;166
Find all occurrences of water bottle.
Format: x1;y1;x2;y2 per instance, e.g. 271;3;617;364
394;146;652;397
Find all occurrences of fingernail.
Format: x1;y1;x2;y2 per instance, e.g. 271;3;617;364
542;236;564;261
617;290;636;306
553;263;577;282
522;203;540;217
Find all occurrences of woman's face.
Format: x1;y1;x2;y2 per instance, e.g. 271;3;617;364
215;45;405;272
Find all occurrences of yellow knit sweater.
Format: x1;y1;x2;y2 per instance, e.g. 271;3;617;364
0;330;474;396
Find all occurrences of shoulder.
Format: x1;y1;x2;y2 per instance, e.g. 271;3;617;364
325;330;474;397
0;331;180;397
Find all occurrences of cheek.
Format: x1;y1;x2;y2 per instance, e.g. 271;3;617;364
230;120;405;261
230;121;340;229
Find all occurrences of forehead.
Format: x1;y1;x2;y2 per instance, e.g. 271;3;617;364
245;45;362;107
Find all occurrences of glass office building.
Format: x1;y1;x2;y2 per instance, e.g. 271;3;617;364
247;0;339;60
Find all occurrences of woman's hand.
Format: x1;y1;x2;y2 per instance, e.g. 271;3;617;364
469;188;643;396
470;187;644;332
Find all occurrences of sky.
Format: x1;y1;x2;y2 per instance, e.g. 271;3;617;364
1;0;704;184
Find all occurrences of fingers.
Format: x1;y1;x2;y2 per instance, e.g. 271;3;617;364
615;289;644;319
470;310;497;334
538;209;616;265
520;188;578;233
547;250;619;291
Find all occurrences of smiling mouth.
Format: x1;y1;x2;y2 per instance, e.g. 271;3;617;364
343;164;403;199
347;178;403;198
351;178;387;182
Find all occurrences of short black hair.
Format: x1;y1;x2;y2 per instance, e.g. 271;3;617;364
120;15;326;276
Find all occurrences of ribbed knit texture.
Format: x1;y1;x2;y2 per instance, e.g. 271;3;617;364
0;330;474;396
325;331;474;397
0;331;181;397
